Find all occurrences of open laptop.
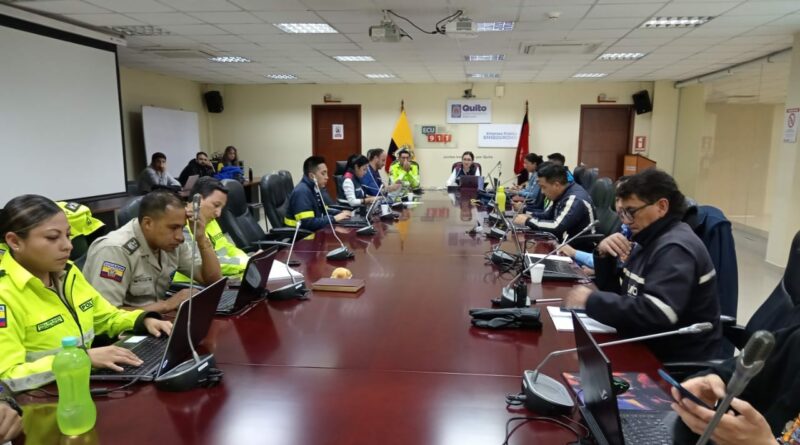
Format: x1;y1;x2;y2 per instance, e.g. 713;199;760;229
177;175;199;198
337;194;382;228
573;312;676;445
216;246;278;315
525;253;589;281
459;175;483;190
91;277;227;382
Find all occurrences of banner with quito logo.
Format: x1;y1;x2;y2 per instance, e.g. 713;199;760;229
446;99;492;124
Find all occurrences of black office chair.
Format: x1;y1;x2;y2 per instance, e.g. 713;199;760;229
572;165;586;187
335;161;347;176
582;168;598;192
217;179;273;252
117;196;143;226
277;170;294;196
260;174;313;239
589;178;621;237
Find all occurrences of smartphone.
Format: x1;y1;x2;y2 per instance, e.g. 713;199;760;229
658;369;714;410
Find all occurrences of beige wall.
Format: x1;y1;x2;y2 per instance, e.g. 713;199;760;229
119;66;208;179
648;80;680;174
205;81;654;187
673;85;706;199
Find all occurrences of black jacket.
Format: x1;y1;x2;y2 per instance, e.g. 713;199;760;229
588;215;722;362
675;324;800;442
525;182;595;240
178;159;216;185
285;177;339;231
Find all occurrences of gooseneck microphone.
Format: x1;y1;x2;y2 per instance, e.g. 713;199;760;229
356;184;384;236
521;321;714;415
312;178;355;260
695;330;775;445
269;219;309;300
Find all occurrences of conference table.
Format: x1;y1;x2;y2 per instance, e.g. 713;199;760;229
15;191;665;445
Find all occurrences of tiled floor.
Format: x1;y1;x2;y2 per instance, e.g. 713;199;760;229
734;229;786;325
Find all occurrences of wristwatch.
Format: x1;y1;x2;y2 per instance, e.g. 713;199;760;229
0;387;22;417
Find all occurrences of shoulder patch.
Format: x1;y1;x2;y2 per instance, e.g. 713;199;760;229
36;315;63;332
78;299;94;312
122;237;140;255
64;201;81;212
100;261;126;282
0;304;6;328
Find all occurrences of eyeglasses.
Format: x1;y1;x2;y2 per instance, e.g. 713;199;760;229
617;202;653;221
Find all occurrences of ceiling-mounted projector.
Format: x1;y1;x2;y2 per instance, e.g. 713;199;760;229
369;20;402;42
445;17;478;38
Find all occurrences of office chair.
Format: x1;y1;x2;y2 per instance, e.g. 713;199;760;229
117;196;143;227
335;160;348;176
277;170;294;196
450;162;483;174
589;178;621;237
260;174;313;239
582;168;598;191
217;179;273;251
572;165;586;187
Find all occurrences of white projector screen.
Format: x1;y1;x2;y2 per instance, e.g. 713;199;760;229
0;15;126;206
142;106;201;179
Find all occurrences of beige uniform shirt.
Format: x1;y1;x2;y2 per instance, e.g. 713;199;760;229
84;219;199;308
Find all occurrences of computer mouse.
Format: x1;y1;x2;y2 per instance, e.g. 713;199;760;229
612;376;630;395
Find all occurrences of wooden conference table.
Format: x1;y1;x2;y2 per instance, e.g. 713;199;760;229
16;191;664;445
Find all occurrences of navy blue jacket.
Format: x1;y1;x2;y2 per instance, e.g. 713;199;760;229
589;216;722;362
362;166;383;196
285;176;339;231
524;182;595;240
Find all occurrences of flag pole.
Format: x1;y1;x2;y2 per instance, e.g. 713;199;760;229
525;100;528;113
401;100;404;112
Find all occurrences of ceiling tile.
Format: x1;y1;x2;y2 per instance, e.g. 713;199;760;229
15;0;109;14
64;13;144;26
156;0;242;12
83;0;173;13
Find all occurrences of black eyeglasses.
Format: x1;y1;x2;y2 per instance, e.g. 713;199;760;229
617;203;653;221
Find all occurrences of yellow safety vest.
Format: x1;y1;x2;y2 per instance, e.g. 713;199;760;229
56;201;104;239
0;252;142;392
172;219;249;284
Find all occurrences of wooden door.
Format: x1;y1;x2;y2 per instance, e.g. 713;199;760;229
311;105;362;199
577;105;634;180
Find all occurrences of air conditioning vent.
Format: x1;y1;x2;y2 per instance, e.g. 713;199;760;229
520;42;600;55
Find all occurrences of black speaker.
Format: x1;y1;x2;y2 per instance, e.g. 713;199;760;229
204;91;223;113
632;90;652;115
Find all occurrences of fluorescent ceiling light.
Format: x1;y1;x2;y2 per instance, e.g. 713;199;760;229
209;56;251;63
466;54;505;62
334;56;375;62
107;25;168;36
572;73;607;78
597;52;645;61
365;73;395;79
476;21;514;32
642;16;713;28
275;23;338;33
266;74;297;80
467;73;500;79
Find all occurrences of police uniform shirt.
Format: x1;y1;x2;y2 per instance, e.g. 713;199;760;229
84;219;200;308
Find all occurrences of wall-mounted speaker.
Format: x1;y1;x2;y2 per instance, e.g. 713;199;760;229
204;91;223;113
632;90;652;115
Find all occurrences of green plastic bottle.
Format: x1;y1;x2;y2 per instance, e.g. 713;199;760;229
53;336;96;436
496;186;507;213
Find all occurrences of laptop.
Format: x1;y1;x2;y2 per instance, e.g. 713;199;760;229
459;175;483;190
216;246;278;315
525;254;588;281
573;312;676;445
91;277;227;382
336;194;382;228
177;175;199;198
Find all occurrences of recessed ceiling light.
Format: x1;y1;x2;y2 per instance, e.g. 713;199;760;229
209;56;251;63
107;25;169;36
641;16;713;28
467;73;500;79
572;73;607;78
597;52;646;61
476;21;514;32
466;54;505;62
275;23;338;34
334;56;375;62
365;73;395;79
266;74;297;80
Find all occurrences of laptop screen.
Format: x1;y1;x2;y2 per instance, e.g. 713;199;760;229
574;311;625;445
241;246;278;293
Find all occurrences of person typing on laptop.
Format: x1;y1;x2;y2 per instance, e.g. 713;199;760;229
446;151;481;187
285;156;351;231
341;154;377;208
84;190;222;314
562;169;721;362
512;163;595;239
0;195;172;392
172;177;249;285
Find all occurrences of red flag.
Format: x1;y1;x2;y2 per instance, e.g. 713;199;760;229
513;111;529;174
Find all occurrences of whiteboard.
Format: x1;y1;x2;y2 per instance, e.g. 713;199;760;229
142;106;201;178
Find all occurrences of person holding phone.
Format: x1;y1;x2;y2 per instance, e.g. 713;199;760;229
671;324;800;445
84;190;222;314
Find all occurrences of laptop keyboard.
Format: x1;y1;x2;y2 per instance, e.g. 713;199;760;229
621;412;672;444
92;336;168;376
217;289;238;312
338;216;368;227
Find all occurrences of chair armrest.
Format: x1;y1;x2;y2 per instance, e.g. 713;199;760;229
720;315;737;326
662;359;725;382
266;228;313;240
723;324;748;350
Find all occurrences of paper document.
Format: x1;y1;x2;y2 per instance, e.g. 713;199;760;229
526;253;573;263
546;306;616;333
268;260;303;282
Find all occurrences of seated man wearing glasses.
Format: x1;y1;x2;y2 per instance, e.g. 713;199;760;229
562;169;721;362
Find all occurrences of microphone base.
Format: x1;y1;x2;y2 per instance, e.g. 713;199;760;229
356;225;376;236
486;227;507;240
521;370;574;416
154;354;219;392
490;249;518;266
327;246;354;260
269;280;309;301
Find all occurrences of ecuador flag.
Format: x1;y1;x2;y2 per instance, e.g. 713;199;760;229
385;107;414;172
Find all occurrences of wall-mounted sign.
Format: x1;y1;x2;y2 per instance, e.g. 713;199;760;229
477;124;520;148
413;124;457;148
446;99;492;124
421;125;437;135
332;124;344;140
633;135;647;153
784;107;799;143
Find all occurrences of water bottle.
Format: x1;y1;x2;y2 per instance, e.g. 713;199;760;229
496;186;507;213
53;337;96;436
